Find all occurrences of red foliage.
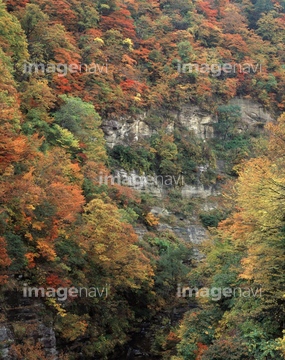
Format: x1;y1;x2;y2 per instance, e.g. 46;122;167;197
0;237;11;284
197;0;218;19
5;0;29;10
46;273;71;288
120;79;147;93
101;8;137;39
54;76;73;93
195;342;208;360
46;274;62;287
34;0;77;29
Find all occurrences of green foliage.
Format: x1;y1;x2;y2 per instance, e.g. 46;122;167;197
165;188;196;217
144;232;193;299
108;127;216;186
200;210;227;228
55;95;98;131
177;41;193;63
108;145;154;173
18;4;49;38
214;105;241;140
54;239;85;269
211;108;257;175
0;0;29;69
54;95;107;162
118;207;139;224
49;124;80;151
5;233;27;271
176;307;223;360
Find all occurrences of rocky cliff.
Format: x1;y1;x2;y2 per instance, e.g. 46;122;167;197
102;98;273;147
102;97;274;252
0;291;57;359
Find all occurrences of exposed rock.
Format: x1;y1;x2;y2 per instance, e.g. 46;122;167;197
150;206;170;217
101;105;215;146
158;222;208;246
1;292;57;359
133;225;149;239
177;105;217;139
0;325;14;359
187;225;208;245
156;219;207;260
102;97;274;262
111;169;165;197
38;323;57;358
157;223;173;233
201;201;219;211
101;97;274;147
229;97;274;129
110;170;219;199
102;114;152;148
181;184;219;198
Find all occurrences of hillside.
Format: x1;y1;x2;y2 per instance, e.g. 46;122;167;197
0;0;285;359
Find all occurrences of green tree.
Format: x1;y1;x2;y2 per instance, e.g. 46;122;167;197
0;0;28;71
214;105;241;140
54;95;107;163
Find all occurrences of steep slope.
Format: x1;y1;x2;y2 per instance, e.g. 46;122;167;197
0;0;285;359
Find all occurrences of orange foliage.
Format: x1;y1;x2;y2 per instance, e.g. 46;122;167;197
145;212;159;227
47;182;84;222
223;33;249;55
25;252;40;269
0;237;11;284
197;0;218;19
9;338;53;360
101;8;136;39
195;342;208;360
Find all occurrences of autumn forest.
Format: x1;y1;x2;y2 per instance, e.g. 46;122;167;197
0;0;285;358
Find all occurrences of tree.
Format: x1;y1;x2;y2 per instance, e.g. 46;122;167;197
54;95;107;163
78;197;154;289
0;237;11;284
0;0;28;71
214;105;241;140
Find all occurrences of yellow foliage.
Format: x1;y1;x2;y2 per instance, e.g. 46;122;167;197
55;314;88;341
276;330;285;355
94;37;104;44
145;212;159;227
46;298;67;317
36;239;56;261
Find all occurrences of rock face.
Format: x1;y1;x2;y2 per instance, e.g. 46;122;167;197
229;97;273;129
101;97;275;254
181;184;219;199
108;169;217;200
111;169;164;197
102;114;152;148
159;221;207;251
101;97;274;147
0;292;57;359
177;105;216;139
63;100;273;242
0;325;14;358
101;106;215;147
